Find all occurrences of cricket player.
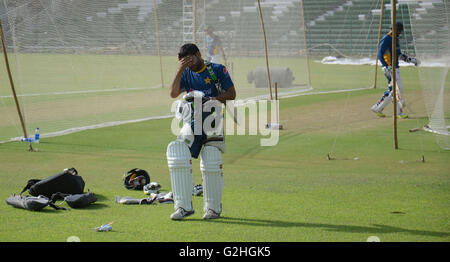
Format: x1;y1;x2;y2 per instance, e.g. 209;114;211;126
371;22;420;118
205;25;227;65
167;43;236;220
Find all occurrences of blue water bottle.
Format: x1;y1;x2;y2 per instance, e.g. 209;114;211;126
34;128;40;143
21;137;34;142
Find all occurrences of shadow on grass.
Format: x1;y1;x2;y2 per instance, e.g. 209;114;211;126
196;217;450;238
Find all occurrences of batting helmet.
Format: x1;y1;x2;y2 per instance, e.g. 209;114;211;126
123;168;150;190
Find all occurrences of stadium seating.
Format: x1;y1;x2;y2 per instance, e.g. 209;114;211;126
1;0;442;57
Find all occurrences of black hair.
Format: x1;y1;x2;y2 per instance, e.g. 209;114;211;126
391;22;404;33
178;43;200;59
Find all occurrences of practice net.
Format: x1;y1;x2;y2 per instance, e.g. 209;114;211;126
407;0;449;150
2;0;446;149
0;0;310;143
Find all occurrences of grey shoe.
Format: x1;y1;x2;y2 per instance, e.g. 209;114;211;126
170;207;195;220
203;209;220;220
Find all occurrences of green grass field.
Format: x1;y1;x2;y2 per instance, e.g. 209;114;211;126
0;53;421;141
0;53;449;242
1;82;449;242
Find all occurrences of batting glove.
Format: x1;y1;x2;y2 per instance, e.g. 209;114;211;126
408;57;420;66
382;66;392;78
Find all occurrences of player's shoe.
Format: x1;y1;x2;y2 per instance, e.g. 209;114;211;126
203;208;221;220
397;114;408;119
374;111;385;118
170;207;195;220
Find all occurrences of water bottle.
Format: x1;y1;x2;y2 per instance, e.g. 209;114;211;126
34;128;40;143
20;137;34;143
94;222;113;232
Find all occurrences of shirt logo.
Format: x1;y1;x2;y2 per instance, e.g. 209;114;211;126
205;77;212;84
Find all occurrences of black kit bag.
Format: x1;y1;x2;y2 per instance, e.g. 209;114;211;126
50;190;97;208
6;194;66;211
20;168;85;198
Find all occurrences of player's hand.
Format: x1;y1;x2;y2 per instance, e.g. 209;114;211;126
382;66;392;78
408;57;420;66
183;90;206;103
177;55;194;72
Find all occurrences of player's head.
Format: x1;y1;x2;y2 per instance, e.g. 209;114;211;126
178;43;203;71
205;25;214;35
178;43;200;59
390;22;404;37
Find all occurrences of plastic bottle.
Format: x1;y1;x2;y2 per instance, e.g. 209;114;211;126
94;222;113;232
20;137;34;143
34;128;40;143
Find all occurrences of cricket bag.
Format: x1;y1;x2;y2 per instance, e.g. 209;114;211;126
50;190;97;208
20;168;85;198
5;194;66;211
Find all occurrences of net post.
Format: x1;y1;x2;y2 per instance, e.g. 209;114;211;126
153;0;164;88
193;0;197;44
374;0;385;89
275;82;279;125
0;18;33;151
392;0;399;149
299;0;312;88
257;0;273;100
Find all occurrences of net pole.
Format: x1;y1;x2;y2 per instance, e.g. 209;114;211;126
300;0;312;88
0;18;33;151
153;0;164;88
391;0;399;149
193;0;197;44
275;82;279;125
257;0;273;100
373;0;385;89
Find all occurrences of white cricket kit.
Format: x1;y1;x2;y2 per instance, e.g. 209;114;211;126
167;140;193;211
200;145;224;214
371;69;404;114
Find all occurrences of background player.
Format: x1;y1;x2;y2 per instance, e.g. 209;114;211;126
371;22;420;118
205;25;227;65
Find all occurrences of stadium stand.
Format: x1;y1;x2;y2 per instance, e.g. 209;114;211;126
1;0;439;57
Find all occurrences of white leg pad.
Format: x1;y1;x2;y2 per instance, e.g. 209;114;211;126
372;91;392;113
394;72;405;114
395;71;404;103
167;140;193;211
200;146;223;214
